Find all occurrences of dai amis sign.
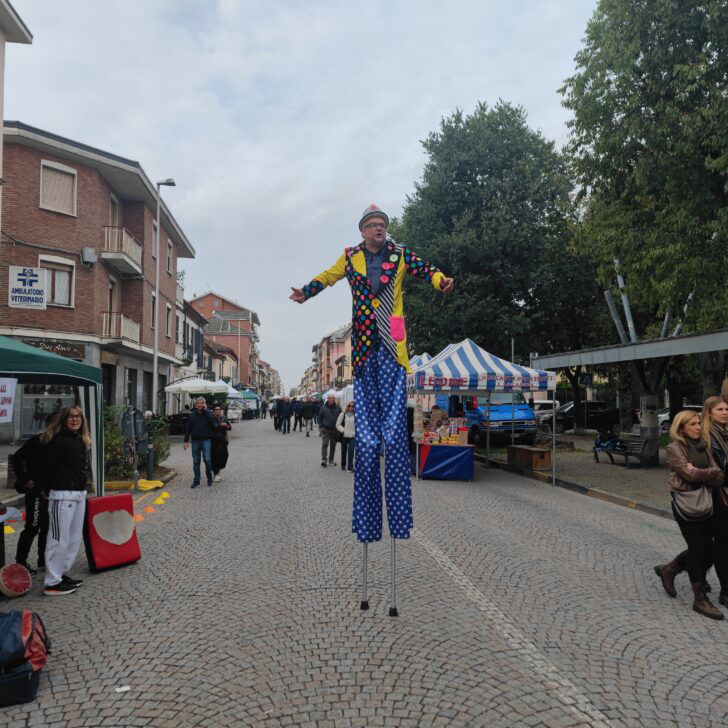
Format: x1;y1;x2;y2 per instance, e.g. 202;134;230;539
8;266;47;309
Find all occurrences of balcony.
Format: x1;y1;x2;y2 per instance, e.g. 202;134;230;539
102;227;143;275
102;312;140;344
175;342;194;364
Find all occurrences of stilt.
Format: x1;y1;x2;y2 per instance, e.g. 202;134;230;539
389;537;398;617
360;542;369;610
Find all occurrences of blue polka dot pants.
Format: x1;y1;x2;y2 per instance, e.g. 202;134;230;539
352;346;412;543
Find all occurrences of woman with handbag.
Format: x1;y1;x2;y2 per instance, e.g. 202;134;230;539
662;409;725;619
336;401;356;472
655;397;728;606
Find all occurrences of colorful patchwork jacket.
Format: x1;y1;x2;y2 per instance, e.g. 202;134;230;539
301;238;445;374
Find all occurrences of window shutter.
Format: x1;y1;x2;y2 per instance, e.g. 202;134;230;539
41;166;75;214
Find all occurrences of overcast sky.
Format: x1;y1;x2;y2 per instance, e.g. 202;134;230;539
6;0;596;392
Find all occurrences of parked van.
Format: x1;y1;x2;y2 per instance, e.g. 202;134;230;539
434;393;538;445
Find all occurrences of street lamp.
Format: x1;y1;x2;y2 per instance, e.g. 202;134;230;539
152;178;175;414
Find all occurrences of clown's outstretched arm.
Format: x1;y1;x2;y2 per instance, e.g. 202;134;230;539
401;245;455;294
290;252;347;304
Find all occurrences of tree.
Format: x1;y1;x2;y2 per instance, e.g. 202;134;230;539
561;0;728;330
391;102;607;418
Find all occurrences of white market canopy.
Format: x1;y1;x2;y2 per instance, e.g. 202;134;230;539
164;377;229;394
409;352;432;369
215;379;243;398
411;338;556;393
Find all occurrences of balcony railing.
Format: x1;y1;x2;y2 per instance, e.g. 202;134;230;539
102;227;143;274
102;312;140;343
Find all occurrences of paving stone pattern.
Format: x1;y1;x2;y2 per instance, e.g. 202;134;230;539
1;421;727;726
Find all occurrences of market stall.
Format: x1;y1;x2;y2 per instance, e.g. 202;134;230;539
410;338;557;483
0;335;104;495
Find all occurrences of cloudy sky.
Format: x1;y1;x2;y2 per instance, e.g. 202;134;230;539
6;0;596;391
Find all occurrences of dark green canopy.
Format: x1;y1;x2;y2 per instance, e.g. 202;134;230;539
0;335;101;384
0;335;104;494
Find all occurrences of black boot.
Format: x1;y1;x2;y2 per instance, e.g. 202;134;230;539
692;582;724;620
719;591;728;608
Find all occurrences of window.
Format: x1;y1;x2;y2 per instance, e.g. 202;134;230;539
166;304;172;337
151;293;156;330
167;240;173;274
40;160;77;216
152;221;158;258
39;255;75;307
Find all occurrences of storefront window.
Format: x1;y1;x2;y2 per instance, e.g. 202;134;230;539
22;384;78;436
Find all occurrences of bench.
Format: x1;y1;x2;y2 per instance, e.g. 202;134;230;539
593;434;648;467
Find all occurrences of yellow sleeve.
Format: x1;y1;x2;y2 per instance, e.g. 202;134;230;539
302;252;347;300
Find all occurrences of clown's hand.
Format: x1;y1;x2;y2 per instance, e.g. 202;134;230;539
440;277;454;294
290;287;305;304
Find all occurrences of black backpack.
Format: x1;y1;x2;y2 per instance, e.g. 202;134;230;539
0;609;50;706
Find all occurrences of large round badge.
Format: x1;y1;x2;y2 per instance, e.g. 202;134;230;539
389;254;398;262
372;298;381;308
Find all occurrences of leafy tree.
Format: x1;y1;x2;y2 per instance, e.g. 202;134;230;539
561;0;728;329
392;102;607;417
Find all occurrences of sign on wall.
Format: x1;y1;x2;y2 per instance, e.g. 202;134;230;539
0;378;18;424
23;339;86;360
8;266;47;309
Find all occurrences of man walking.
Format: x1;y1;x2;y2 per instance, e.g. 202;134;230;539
317;393;341;467
290;204;453;542
292;397;303;432
301;398;315;437
278;396;292;434
260;399;268;420
183;397;216;488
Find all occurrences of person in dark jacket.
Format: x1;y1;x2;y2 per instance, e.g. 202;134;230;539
318;394;342;467
39;405;90;596
278;397;292;434
292;398;303;432
301;398;316;437
261;399;268;420
211;404;232;482
183;397;216;488
11;413;58;574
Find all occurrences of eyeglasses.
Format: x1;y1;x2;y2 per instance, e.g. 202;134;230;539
67;414;82;421
363;223;387;230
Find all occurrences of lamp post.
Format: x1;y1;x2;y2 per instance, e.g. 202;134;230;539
152;178;175;415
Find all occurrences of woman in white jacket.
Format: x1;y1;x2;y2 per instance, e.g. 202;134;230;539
336;401;356;473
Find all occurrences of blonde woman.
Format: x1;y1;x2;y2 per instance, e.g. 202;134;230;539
660;410;724;619
655;397;728;606
39;405;90;595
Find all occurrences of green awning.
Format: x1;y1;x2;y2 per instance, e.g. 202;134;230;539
241;390;259;401
0;335;102;384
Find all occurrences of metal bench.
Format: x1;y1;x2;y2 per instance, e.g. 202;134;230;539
593;434;648;467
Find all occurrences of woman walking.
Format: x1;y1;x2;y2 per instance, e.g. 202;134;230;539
660;409;725;619
211;404;232;483
40;405;90;596
655;397;728;605
337;401;356;472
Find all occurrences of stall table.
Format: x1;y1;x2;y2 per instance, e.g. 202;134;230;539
416;442;474;481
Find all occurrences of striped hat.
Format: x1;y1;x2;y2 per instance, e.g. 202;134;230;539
358;204;389;231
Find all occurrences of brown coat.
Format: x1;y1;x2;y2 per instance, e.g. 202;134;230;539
666;440;723;493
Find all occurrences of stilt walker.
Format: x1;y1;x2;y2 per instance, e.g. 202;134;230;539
290;204;454;615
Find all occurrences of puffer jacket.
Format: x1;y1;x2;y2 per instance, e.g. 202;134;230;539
317;403;341;431
336;411;355;438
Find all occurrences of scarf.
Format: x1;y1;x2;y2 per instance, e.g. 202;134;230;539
684;437;710;469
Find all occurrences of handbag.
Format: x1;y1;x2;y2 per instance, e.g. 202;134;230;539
672;485;714;521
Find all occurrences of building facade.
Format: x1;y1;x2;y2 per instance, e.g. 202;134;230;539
300;323;352;396
190;292;261;389
0;122;195;437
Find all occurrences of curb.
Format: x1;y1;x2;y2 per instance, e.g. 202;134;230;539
473;453;672;521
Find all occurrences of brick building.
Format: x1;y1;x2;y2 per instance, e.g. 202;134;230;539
0;122;195;435
301;323;352;396
190;292;261;390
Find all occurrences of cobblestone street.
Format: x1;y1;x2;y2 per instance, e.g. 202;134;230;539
2;419;728;727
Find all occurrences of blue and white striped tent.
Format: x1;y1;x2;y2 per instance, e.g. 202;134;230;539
411;338;556;393
409;352;432;370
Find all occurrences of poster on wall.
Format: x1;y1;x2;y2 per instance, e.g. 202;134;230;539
0;378;18;423
21;384;78;435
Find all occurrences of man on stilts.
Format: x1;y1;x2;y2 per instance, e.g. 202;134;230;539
290;204;454;615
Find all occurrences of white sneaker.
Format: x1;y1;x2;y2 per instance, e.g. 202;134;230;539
214;475;221;482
